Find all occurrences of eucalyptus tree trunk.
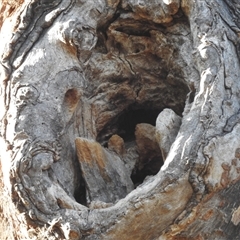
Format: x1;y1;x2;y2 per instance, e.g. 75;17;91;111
1;0;240;239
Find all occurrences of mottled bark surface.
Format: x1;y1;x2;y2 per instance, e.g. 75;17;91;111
1;0;240;239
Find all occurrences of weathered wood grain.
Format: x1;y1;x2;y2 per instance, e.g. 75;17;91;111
1;0;240;239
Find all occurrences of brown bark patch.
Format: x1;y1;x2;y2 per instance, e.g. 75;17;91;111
106;175;193;240
201;209;214;221
64;88;80;111
220;163;231;188
108;134;125;155
75;137;106;169
0;0;24;29
172;236;204;240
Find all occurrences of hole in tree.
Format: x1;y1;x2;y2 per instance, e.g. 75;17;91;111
131;155;164;186
117;107;161;142
97;105;166;186
119;106;165;186
73;153;87;206
96;94;187;187
74;177;87;206
97;106;162;144
64;88;80;111
76;8;190;198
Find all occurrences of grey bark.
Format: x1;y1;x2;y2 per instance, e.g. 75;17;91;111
1;0;240;239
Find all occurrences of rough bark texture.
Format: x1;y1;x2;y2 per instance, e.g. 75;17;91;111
1;0;240;239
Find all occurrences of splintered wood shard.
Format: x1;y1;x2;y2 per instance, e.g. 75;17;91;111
75;137;134;205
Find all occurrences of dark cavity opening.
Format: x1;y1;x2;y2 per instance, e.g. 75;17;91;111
74;179;87;206
131;155;164;186
115;26;151;37
117;108;161;142
64;88;79;110
74;153;87;206
96;105;166;187
96;105;162;145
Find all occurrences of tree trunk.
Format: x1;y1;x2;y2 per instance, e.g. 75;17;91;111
1;0;240;239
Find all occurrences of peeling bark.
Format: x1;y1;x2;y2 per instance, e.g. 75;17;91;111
1;0;240;239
